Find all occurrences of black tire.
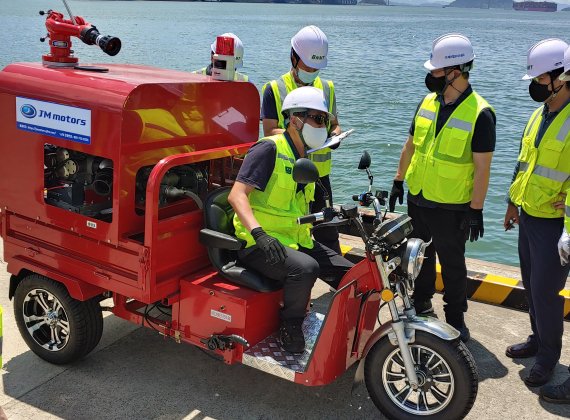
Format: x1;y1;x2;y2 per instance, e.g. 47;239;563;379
13;274;103;364
82;299;104;356
365;331;478;420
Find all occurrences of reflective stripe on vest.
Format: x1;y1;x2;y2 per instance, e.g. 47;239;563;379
509;103;570;218
566;198;570;232
264;72;336;177
233;134;315;249
405;91;494;204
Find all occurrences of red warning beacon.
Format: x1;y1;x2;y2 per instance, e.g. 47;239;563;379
211;35;236;81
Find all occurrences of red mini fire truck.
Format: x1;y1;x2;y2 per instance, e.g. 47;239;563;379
0;4;478;419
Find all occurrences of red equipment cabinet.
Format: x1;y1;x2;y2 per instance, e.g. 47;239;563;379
0;62;260;304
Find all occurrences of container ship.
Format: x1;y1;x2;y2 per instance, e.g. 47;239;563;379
513;1;557;11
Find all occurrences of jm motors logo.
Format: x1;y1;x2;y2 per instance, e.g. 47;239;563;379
20;104;37;119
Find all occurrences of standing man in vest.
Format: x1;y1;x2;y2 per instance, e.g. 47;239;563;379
540;47;570;403
229;87;353;354
193;33;249;82
504;38;570;388
261;25;342;254
388;34;496;343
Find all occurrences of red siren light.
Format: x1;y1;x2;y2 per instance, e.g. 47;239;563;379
215;36;235;56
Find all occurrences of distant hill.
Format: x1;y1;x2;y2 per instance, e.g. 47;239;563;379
360;0;388;4
447;0;512;7
391;0;447;5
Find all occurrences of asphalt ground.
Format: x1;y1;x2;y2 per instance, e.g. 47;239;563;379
1;238;569;420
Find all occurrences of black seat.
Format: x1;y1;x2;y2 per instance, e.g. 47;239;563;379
199;187;281;292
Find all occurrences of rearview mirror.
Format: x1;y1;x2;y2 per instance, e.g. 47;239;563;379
293;158;319;184
358;151;371;170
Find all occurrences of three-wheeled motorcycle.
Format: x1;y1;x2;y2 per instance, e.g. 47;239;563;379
0;3;477;419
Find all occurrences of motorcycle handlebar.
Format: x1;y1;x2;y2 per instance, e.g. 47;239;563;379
297;212;325;225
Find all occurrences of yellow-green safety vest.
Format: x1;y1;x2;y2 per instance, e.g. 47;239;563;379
193;67;249;82
233;134;315;249
509;102;570;219
406;91;494;204
262;72;335;177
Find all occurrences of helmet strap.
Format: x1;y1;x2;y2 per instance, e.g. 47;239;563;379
546;73;564;103
290;48;301;69
293;115;309;149
441;68;460;96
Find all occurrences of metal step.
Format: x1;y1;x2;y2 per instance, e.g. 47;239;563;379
242;312;325;382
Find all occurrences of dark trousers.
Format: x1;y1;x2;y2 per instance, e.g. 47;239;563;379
408;201;468;327
311;175;341;254
237;241;354;321
519;210;569;369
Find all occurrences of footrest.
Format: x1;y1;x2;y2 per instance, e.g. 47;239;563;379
242;312;325;381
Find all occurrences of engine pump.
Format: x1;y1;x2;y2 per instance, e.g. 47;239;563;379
44;145;114;220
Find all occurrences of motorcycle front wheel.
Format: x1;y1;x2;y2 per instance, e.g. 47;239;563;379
364;331;477;420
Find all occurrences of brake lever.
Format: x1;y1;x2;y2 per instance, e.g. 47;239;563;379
312;215;350;230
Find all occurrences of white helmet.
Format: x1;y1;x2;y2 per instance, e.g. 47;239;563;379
522;38;567;80
282;86;332;118
211;32;244;68
424;33;475;71
559;45;570;82
291;25;328;70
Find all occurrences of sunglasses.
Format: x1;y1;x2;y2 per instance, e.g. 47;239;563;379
302;113;329;126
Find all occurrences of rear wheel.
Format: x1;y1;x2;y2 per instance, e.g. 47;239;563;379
14;274;103;364
365;331;477;419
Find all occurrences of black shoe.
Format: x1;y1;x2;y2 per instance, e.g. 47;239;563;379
524;364;553;388
506;339;538;359
279;319;305;354
413;298;434;315
540;377;570;404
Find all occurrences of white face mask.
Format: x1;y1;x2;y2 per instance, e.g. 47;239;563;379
297;68;320;84
301;121;328;150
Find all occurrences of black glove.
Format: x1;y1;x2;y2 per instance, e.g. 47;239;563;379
251;227;287;265
389;180;404;212
462;207;484;242
322;207;337;221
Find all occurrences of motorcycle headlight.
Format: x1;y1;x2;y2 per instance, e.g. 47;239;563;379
400;238;428;281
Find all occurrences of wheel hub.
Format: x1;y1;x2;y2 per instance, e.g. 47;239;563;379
415;365;435;391
22;288;70;352
382;344;455;415
46;310;59;326
414;366;428;387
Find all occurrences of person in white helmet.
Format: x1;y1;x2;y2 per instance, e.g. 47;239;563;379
388;33;496;343
193;32;248;82
228;86;353;354
539;44;570;404
504;38;570;388
261;25;343;255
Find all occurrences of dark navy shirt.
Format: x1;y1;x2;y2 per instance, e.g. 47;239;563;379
407;86;497;210
236;132;305;193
